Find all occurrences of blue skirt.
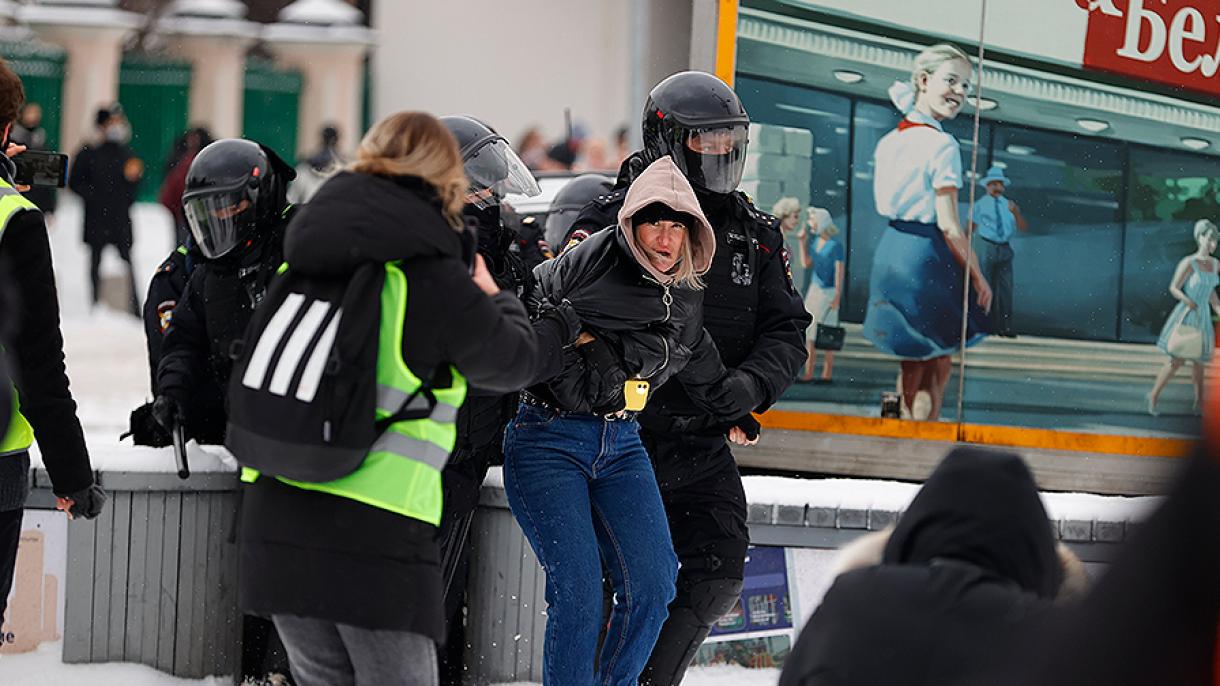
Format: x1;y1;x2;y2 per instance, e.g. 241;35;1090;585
863;220;990;360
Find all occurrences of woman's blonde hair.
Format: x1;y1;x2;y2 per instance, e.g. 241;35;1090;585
635;222;705;290
911;43;971;91
350;111;467;230
1194;218;1219;244
771;197;801;220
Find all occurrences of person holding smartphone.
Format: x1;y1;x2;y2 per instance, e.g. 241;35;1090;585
0;57;106;625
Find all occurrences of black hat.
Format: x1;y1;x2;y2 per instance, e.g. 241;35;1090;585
632;202;697;230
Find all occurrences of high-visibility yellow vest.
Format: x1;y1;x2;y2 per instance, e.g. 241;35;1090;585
0;179;38;456
242;263;466;526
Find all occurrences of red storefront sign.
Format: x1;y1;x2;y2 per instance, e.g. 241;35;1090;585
1081;0;1220;97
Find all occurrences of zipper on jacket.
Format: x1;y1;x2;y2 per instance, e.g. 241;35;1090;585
645;283;674;380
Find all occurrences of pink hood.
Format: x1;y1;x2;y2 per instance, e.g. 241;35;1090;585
616;156;716;285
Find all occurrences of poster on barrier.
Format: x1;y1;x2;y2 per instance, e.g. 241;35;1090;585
694;545;796;670
0;511;67;654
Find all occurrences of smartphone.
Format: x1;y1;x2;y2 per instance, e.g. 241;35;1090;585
12;150;68;188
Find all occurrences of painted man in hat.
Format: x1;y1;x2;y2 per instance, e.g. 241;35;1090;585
971;165;1028;337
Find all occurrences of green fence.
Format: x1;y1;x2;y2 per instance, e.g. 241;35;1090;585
3;41;66;151
118;55;191;202
242;58;301;165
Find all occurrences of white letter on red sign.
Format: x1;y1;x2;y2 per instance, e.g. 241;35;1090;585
1169;7;1207;72
1116;0;1167;63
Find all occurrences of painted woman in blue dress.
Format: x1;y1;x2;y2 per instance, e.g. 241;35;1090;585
863;43;992;421
1147;219;1220;416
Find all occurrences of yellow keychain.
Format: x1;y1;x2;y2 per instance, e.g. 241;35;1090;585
623;379;650;412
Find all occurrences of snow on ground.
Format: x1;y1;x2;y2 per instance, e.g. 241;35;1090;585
1;641;227;686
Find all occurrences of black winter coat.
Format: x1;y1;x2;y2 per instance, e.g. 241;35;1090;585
779;448;1064;686
0;155;94;497
569;152;810;435
239;172;572;640
156;215;290;445
530;227;724;414
68;141;139;249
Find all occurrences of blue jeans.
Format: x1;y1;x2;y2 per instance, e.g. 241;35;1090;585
503;403;678;686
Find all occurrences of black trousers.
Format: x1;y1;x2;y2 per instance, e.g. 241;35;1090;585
639;431;750;683
0;507;22;622
88;242;139;316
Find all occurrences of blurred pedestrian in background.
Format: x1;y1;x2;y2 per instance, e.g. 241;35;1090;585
68;103;142;316
516;126;548;171
159;126;213;243
10;102;57;218
289;123;345;204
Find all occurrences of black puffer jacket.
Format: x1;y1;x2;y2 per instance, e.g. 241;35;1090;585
530;156;726;413
239;171;575;641
779;448;1066;686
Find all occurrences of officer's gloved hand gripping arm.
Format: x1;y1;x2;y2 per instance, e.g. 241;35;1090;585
3;210;105;519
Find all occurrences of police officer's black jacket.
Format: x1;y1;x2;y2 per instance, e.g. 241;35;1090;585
143;246;189;394
0;155;94;497
156;213;291;421
569;152;810;433
239;171;571;640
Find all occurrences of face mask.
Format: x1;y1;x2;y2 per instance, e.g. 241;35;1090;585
105;123;130;143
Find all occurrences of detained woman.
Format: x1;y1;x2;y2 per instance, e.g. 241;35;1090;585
504;156;729;685
863;43;993;420
237;112;577;686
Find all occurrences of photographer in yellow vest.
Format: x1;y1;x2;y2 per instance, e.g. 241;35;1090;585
0;58;105;624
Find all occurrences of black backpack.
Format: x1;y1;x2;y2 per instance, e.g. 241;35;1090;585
225;262;431;482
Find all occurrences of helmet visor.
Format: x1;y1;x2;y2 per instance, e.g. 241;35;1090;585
465;138;541;208
672;124;749;194
184;189;256;259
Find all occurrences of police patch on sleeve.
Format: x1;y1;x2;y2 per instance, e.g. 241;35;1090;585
156;300;176;334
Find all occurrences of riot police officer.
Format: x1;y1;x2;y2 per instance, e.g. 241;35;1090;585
568;71;811;685
436;115;542;685
150;138;296;684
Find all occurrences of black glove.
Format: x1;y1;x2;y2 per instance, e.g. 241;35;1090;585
60;483;107;520
121;401;173;447
151;394;184;432
543;299;582;346
707;369;763;420
581;338;629;415
732;414;761;442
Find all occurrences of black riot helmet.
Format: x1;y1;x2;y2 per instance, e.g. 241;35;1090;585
642;71;750;195
182;139;295;260
440;115;540;209
545;173;614;248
